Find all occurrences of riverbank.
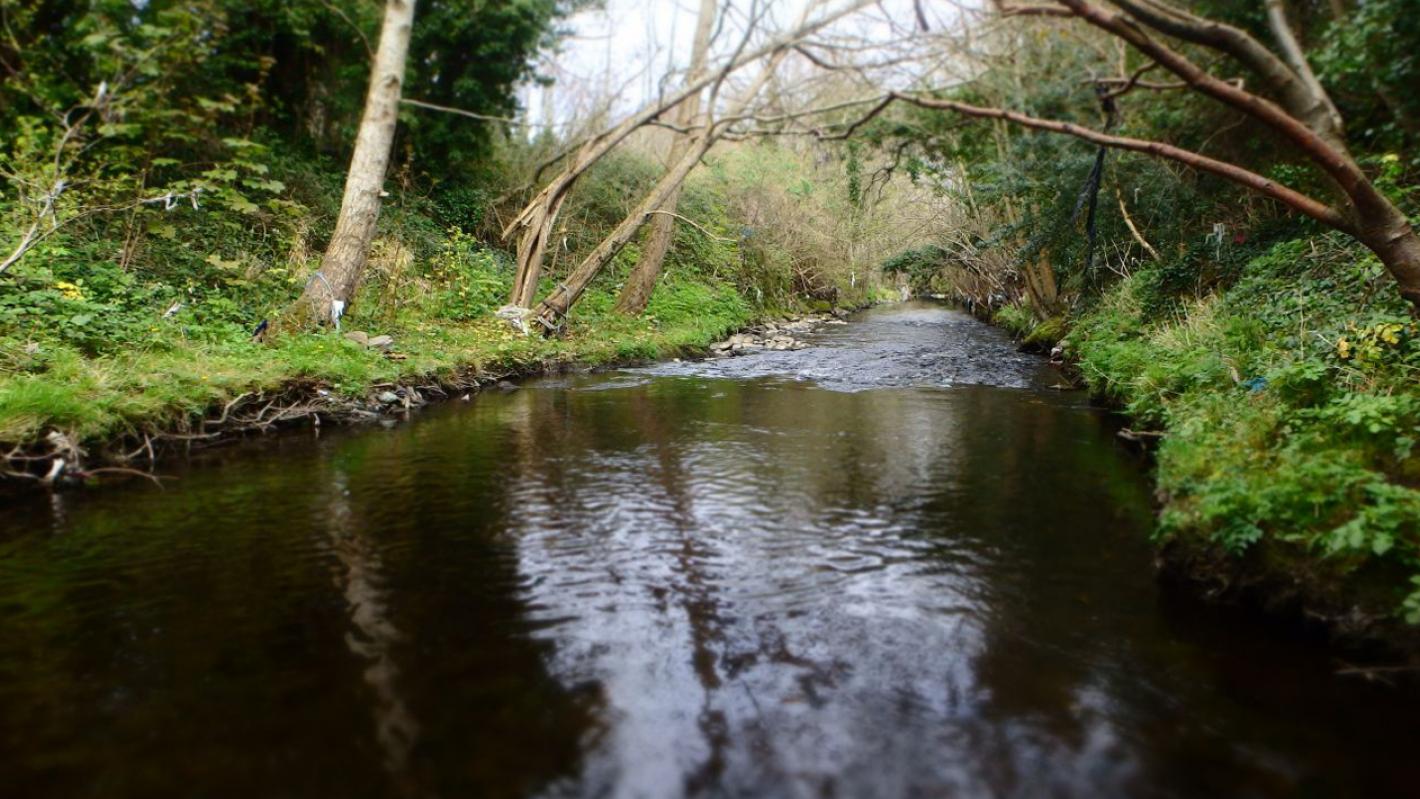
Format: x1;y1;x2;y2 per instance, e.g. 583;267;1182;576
2;279;860;487
988;232;1420;659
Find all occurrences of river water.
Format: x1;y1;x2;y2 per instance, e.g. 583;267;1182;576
1;302;1416;798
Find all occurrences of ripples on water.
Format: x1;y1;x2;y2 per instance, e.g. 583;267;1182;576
1;303;1418;798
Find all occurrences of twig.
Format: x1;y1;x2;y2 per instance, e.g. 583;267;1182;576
400;98;527;126
1115;186;1160;259
645;210;736;242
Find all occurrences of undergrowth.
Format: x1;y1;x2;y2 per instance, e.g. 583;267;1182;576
1063;233;1420;621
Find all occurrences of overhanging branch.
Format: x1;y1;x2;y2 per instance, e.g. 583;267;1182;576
889;91;1353;234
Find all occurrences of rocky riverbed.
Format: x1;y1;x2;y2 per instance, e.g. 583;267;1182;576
706;311;848;356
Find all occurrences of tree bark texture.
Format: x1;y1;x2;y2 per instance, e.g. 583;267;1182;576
300;0;417;325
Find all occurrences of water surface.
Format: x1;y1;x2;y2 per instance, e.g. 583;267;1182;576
2;302;1416;798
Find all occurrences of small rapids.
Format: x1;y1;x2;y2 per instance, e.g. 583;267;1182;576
636;303;1053;390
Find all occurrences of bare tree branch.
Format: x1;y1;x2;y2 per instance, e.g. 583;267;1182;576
890;91;1354;233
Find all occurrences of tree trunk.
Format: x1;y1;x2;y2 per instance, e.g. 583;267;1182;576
299;0;417;326
1263;0;1345;142
503;0;866;310
1357;206;1420;310
1022;254;1060;315
533;131;719;331
615;0;719;315
615;184;685;313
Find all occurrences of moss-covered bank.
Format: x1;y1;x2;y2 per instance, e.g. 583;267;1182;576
994;233;1420;654
0;276;776;483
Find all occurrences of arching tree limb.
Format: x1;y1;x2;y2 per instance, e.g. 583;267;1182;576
1031;0;1420;308
1105;0;1347;151
891;91;1353;233
502;0;876;308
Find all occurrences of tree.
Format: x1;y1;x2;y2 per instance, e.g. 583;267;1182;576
525;2;823;330
614;0;720;315
501;0;874;311
935;0;1420;310
297;0;417;326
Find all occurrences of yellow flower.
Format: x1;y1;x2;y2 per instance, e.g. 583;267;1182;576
54;280;84;300
1337;337;1352;359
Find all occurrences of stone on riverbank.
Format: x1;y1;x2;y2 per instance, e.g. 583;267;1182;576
706;312;839;358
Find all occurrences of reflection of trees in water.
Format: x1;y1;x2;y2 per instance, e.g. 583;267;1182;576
629;388;732;793
387;389;602;796
498;378;993;793
941;388;1161;790
321;467;420;790
10;363;1420;797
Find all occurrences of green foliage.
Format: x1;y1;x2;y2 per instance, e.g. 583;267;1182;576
992;303;1035;339
882;245;949;293
1314;0;1420;155
1067;234;1420;619
845;140;863;208
402;0;575;170
427;229;513;321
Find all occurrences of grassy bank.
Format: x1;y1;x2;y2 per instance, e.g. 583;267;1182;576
996;232;1420;646
0;271;775;476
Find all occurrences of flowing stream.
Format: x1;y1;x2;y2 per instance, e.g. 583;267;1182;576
1;302;1417;798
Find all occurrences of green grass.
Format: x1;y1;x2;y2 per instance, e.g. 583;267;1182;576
1063;234;1420;623
0;277;756;451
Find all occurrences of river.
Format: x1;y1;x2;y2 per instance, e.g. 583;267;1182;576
1;302;1416;798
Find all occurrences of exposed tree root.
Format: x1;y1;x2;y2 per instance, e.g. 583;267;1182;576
0;361;537;491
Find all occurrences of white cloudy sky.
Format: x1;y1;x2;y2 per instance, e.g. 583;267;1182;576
525;0;969;130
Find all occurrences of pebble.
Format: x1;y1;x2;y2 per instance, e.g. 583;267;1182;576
344;330;396;351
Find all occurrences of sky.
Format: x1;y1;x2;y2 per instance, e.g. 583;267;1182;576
524;0;966;133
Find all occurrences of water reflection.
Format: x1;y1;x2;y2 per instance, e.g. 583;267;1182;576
321;467;419;782
497;376;1141;796
0;304;1418;798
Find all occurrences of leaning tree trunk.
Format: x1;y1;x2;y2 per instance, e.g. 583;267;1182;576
615;0;719;315
533;130;720;331
529;29;804;331
299;0;417;326
503;0;864;310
